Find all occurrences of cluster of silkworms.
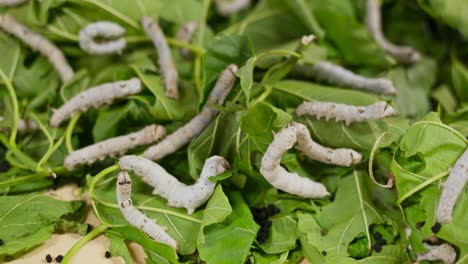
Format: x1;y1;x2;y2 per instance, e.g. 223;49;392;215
295;61;397;95
214;0;251;16
64;125;166;170
175;21;198;59
296;101;396;126
366;0;421;64
50;78;142;127
143;64;238;161
260;121;362;198
0;14;74;82
436;148;468;224
79;21;126;55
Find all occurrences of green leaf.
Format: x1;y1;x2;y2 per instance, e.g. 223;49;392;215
451;58;468;103
259;215;298;254
106;231;133;264
431;85;457;113
237;57;255;103
418;0;468;39
198;191;259;264
92;104;129;142
0;194;84;259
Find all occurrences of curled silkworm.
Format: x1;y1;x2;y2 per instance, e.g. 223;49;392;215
175;21;197;60
141;16;178;99
143;64;238;160
215;0;251;16
17;119;37;134
119;155;230;214
295;62;397;95
416;243;457;264
116;171;178;250
260;122;361;198
0;0;28;6
436;148;468;223
0;14;74;82
296;101;396;126
366;0;421;64
79;21;126;55
64;125;166;170
50;78;142;127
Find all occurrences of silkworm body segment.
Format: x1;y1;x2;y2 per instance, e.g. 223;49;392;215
296;101;396;126
64;125;166;170
119;155;230;215
50;78;142;127
116;171;178;250
215;0;251;16
79;21;126;55
175;21;197;59
0;0;28;6
416;243;457;264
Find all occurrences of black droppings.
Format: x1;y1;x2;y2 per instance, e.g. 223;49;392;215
45;254;52;263
373;232;382;240
86;224;93;234
415;221;425;230
431;223;441;234
252;205;280;244
322;250;327;256
105;251;111;258
374;242;382;253
55;254;63;263
0;239;3;246
245;258;252;264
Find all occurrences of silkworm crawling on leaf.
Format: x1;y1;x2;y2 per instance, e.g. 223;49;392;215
0;0;27;6
143;64;238;160
260;122;361;198
175;21;197;60
0;14;74;82
141;16;178;99
215;0;251;16
416;243;457;264
436;148;468;224
366;0;421;64
119;155;230;215
116;171;178;250
79;21;126;55
50;78;142;127
295;61;397;95
64;125;165;170
296;101;396;126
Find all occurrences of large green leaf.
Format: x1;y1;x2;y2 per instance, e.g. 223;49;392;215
198;185;232;244
418;0;468;39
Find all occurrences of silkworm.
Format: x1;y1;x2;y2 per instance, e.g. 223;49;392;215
119;155;230;215
116;171;178;250
436;148;468;223
50;78;142;127
143;64;238;161
17;119;37;134
79;21;126;55
296;101;396;126
175;21;197;60
215;0;251;16
260;122;361;198
64;125;165;170
141;16;178;99
295;62;397;95
366;0;421;64
416;243;457;264
0;14;74;82
0;0;27;6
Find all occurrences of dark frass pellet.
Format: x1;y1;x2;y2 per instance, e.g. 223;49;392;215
322;250;327;256
55;255;63;263
0;239;3;246
374;242;382;253
45;254;52;263
431;223;441;234
373;232;382;240
105;251;111;258
415;221;425;230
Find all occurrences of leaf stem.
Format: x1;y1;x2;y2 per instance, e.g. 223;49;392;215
0;68;19;148
368;132;395;188
62;224;109;264
412;121;468;144
65;114;81;153
0;166;65;189
397;170;450;205
81;0;139;29
0;134;38;171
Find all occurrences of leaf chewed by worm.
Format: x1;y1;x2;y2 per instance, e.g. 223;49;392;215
79;21;126;55
296;101;396;126
64;125;166;170
119;155;230;215
116;171;178;250
50;78;142;127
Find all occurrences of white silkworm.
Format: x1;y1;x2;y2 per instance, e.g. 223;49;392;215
260;122;362;198
141;16;179;99
17;119;37;134
175;21;197;60
79;21;126;55
64;125;166;170
366;0;421;64
296;101;396;126
0;14;74;82
50;78;142;127
215;0;251;16
116;171;178;250
295;62;397;95
416;243;457;264
143;64;238;161
0;0;27;6
119;155;230;215
436;148;468;224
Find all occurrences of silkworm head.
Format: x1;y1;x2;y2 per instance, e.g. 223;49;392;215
382;102;396;116
141;16;154;30
227;64;239;75
117;171;132;186
206;155;230;174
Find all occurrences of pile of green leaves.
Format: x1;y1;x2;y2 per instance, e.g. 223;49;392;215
0;0;467;263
